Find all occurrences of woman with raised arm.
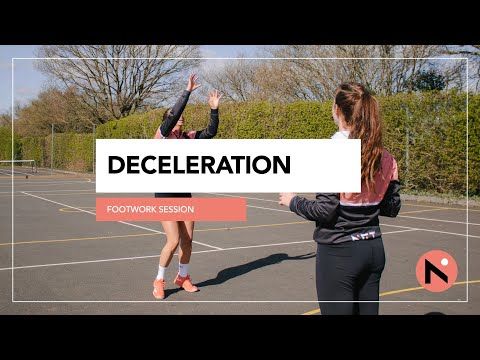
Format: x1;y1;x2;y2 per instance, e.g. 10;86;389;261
152;74;222;300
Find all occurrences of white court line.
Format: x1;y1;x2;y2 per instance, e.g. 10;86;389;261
381;223;480;239
209;192;480;212
225;194;480;236
248;202;480;238
205;192;278;203
3;192;97;197
21;192;222;251
0;229;418;272
400;202;477;211
0;241;312;271
0;169;33;176
0;189;94;194
0;181;91;187
397;214;480;226
247;205;292;213
379;229;419;235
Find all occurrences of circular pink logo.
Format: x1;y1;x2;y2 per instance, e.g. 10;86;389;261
416;250;458;292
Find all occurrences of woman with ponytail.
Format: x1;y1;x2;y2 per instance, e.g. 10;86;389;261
279;83;401;315
152;74;222;300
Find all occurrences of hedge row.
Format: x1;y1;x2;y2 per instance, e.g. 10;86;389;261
8;91;479;196
19;133;94;172
0;126;21;161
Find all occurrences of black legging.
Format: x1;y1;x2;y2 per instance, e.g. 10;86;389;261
316;238;385;315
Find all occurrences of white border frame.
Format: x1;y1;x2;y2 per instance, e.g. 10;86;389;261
11;56;469;303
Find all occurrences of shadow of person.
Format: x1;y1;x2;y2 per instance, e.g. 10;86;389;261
195;252;315;289
163;252;315;298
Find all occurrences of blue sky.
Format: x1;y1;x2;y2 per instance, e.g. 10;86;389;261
0;45;261;113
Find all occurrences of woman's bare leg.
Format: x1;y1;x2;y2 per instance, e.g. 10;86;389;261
159;221;181;267
175;220;198;291
178;221;195;264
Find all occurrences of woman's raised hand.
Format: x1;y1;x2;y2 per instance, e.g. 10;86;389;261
208;90;222;110
186;74;201;92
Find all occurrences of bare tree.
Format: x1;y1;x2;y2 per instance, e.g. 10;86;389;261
201;57;263;102
15;87;97;136
201;45;468;104
260;45;460;99
444;45;480;92
36;45;201;122
0;111;11;127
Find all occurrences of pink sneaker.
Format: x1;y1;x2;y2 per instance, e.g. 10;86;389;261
173;274;199;293
153;279;166;299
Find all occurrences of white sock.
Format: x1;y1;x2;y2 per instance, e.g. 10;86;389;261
178;263;189;277
156;266;166;280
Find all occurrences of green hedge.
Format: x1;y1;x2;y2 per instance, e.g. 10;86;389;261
19;136;45;166
46;133;94;172
15;91;479;196
0;127;21;161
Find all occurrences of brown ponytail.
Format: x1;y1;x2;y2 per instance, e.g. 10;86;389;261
335;83;383;192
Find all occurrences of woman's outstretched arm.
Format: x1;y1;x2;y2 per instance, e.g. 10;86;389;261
286;193;340;224
158;74;201;138
195;90;222;139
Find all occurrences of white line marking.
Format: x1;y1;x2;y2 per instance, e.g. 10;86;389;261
381;223;480;239
0;229;414;272
0;240;314;271
209;192;480;212
380;229;418;235
397;215;480;226
206;192;278;203
400;208;446;214
0;189;94;194
247;205;292;213
21;192;223;250
232;194;479;237
2;180;91;185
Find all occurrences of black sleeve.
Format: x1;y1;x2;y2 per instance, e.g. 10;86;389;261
379;180;401;217
289;193;339;223
194;109;219;139
159;90;191;137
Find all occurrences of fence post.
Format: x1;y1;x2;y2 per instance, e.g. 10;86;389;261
405;108;410;190
93;124;96;174
51;124;54;174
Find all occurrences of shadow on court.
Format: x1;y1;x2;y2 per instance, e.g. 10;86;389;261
164;252;315;298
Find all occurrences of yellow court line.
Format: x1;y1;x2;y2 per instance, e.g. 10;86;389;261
0;192;97;198
0;232;155;246
0;220;311;247
302;279;480;315
400;208;446;215
59;207;96;213
194;221;310;232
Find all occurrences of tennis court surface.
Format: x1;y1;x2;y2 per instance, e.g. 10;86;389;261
1;168;479;315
